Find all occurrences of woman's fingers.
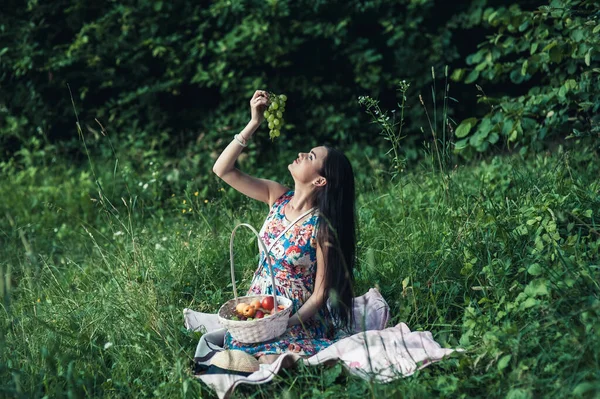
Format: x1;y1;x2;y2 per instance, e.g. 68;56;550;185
252;90;268;100
252;96;268;108
250;91;268;120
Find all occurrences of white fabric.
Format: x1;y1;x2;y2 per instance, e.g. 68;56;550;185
183;308;222;333
184;288;462;398
192;324;460;399
337;287;390;333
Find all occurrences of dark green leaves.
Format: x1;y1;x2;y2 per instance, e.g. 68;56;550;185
455;118;478;138
453;0;600;155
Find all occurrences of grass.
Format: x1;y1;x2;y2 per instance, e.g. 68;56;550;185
1;140;599;398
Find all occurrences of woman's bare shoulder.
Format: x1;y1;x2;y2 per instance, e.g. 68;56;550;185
268;185;293;208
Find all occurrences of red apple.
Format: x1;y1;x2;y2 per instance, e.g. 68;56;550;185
255;310;265;319
261;296;275;311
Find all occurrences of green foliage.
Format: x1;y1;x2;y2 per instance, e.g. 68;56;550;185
0;0;459;159
1;140;599;398
2;1;600;396
451;0;600;154
1;0;599;167
358;79;411;179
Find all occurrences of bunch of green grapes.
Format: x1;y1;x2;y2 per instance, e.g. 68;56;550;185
264;93;287;140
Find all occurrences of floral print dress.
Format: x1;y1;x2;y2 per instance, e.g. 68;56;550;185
224;190;335;357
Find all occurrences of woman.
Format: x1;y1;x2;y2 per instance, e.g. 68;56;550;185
212;90;357;363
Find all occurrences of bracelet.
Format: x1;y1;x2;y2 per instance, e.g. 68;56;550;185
234;134;248;147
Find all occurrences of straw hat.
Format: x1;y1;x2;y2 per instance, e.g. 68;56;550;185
210;350;260;374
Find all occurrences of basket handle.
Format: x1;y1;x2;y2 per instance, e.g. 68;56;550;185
229;223;280;313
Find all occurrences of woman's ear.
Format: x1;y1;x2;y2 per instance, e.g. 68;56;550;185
314;177;327;187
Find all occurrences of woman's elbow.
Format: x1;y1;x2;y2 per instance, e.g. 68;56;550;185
313;291;327;308
212;164;226;178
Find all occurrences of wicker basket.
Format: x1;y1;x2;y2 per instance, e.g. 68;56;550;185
217;223;293;344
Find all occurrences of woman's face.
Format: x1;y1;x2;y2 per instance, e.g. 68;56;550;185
288;146;328;185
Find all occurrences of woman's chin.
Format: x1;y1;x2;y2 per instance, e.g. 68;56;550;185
287;166;296;178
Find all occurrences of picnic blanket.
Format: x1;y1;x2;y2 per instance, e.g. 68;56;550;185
184;289;461;398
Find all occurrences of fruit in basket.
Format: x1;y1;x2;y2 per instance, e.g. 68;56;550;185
242;304;256;318
250;299;261;309
228;296;288;321
261;296;275;311
235;303;246;314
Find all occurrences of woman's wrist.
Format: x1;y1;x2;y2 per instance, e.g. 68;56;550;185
240;120;259;142
247;119;261;132
287;314;299;327
238;133;251;143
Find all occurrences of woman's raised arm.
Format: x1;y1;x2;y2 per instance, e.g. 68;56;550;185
212;90;289;207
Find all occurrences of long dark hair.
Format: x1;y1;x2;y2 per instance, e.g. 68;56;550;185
313;146;356;331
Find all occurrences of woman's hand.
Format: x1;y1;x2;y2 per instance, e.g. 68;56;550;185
250;90;269;125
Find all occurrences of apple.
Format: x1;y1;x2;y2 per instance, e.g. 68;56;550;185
250;299;261;309
261;296;275;311
235;302;246;314
255;310;265;319
242;304;256;318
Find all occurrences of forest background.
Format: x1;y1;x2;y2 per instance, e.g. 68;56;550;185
1;0;599;398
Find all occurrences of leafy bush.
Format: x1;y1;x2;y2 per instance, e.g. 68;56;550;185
451;0;600;154
5;0;557;166
3;1;597;166
0;1;450;152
